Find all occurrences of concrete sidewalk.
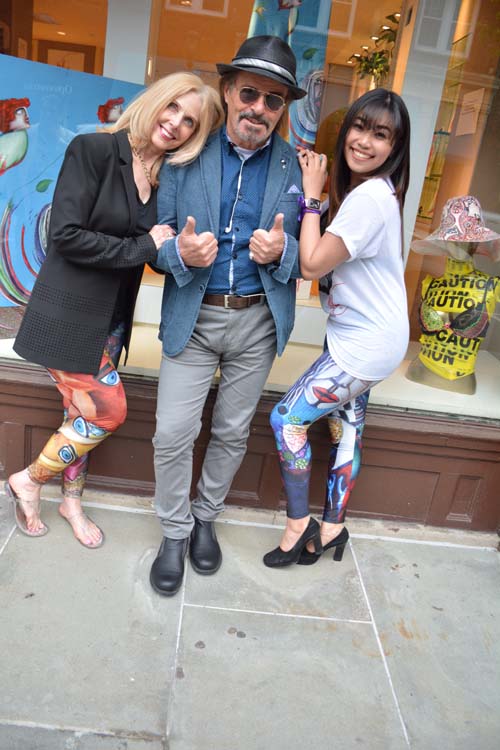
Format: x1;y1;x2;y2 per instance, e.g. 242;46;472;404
0;489;498;750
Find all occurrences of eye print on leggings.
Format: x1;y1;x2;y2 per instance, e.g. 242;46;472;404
58;444;78;464
97;362;121;387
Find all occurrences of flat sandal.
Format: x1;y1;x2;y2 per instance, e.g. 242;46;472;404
4;481;49;537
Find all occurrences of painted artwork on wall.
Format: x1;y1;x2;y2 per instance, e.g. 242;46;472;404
248;0;332;149
0;55;141;347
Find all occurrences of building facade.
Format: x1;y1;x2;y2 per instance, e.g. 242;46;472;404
0;0;499;531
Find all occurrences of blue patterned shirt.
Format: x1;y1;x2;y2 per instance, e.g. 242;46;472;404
205;128;272;295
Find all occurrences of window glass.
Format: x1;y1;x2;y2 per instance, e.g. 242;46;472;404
0;0;498;422
0;0;108;74
403;0;499;419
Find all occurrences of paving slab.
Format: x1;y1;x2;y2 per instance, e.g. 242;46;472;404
186;521;369;621
353;539;500;749
0;503;178;743
167;606;408;750
0;724;165;750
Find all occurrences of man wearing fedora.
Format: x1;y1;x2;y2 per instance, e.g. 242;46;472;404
150;35;308;595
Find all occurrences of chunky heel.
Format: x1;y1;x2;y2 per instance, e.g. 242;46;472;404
333;542;346;561
297;526;349;566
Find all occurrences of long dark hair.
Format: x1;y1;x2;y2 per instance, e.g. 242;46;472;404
329;88;410;220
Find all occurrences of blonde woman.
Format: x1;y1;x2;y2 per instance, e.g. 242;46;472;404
7;73;223;548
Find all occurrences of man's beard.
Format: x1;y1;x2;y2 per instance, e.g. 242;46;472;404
235;110;272;148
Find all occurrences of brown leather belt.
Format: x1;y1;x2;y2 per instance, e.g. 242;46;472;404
202;293;265;309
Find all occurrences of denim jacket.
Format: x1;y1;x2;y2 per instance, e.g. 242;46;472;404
155;129;303;356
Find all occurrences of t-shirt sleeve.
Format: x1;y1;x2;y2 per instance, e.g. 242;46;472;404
325;192;384;260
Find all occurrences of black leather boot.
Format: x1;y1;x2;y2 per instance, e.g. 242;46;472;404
150;537;188;596
189;517;222;575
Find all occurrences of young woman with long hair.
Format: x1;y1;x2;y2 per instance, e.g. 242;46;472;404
264;88;411;568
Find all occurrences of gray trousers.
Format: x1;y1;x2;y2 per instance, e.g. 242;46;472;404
153;302;277;539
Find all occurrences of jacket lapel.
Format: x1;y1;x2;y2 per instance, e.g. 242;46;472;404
199;131;221;235
116;129;137;233
260;135;291;229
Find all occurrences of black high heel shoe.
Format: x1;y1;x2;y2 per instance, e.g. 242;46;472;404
297;526;349;566
263;517;322;568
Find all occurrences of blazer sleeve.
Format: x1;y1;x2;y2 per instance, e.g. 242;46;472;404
49;135;157;269
267;154;302;283
270;234;301;283
155;160;195;286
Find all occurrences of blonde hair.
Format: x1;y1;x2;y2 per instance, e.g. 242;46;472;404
108;72;223;185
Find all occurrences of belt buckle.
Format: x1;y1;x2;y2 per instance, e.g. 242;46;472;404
223;294;232;309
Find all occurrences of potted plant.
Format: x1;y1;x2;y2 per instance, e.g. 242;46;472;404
350;48;391;86
349;13;399;87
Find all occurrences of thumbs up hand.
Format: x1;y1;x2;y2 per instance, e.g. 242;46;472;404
249;213;285;264
178;216;218;267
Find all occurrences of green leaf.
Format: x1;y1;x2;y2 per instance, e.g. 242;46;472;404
36;179;53;193
303;48;318;60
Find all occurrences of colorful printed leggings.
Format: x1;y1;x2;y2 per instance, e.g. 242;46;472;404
270;348;377;523
27;325;127;498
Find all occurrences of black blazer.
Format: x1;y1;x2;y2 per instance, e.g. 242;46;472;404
14;129;157;374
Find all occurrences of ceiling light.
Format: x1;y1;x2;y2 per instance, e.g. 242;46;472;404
347;60;353;64
353;53;361;58
395;13;401;18
180;0;192;5
362;45;369;50
381;25;391;30
371;35;379;41
57;31;66;35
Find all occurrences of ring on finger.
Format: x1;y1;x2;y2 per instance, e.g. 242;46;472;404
249;251;254;260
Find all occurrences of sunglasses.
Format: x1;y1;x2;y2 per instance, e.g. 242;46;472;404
237;86;286;113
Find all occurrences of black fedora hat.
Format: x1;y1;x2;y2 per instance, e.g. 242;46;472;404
216;35;306;100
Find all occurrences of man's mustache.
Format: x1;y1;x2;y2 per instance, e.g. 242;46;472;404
238;110;271;129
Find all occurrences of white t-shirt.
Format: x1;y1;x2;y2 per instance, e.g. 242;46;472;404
322;177;409;380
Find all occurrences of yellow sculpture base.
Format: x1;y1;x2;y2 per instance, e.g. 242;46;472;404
405;357;477;395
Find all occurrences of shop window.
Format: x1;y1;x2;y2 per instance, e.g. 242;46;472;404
1;0;498;426
0;0;143;370
405;0;500;420
0;0;108;75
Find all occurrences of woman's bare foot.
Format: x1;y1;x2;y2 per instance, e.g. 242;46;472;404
305;521;344;553
278;516;311;551
7;469;47;535
59;498;104;548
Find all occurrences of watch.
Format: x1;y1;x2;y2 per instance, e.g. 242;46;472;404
304;197;321;210
298;195;322;221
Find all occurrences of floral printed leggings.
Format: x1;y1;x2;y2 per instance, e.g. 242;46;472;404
270;348;377;523
27;324;127;498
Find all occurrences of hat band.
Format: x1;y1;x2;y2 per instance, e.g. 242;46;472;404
231;56;297;86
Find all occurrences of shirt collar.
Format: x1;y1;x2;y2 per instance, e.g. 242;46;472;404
222;125;273;161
